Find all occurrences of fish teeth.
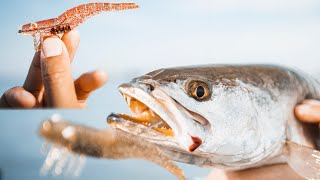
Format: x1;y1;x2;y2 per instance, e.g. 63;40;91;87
126;95;131;106
143;122;151;126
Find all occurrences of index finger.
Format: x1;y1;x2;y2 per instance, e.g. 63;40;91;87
23;52;43;100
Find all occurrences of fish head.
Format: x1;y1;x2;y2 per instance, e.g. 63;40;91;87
107;66;269;167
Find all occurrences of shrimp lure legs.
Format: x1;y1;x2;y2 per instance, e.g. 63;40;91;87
18;2;139;51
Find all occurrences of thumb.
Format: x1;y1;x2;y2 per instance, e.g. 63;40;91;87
40;37;78;108
295;100;320;123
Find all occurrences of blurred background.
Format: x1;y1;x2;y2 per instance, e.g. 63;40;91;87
0;0;320;179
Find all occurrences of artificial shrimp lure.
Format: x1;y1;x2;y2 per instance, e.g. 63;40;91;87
38;115;186;180
18;2;139;51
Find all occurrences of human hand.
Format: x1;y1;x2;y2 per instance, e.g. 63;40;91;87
0;30;107;108
206;99;320;180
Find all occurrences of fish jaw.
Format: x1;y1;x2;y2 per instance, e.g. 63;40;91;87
107;82;208;153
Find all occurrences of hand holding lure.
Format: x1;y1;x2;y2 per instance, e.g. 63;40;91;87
18;2;139;51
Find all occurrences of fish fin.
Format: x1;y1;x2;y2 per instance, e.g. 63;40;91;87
287;141;320;179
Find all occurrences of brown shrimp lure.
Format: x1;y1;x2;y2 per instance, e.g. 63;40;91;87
38;115;186;180
18;2;139;51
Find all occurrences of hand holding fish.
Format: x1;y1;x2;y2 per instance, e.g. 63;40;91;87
0;30;107;108
207;99;320;180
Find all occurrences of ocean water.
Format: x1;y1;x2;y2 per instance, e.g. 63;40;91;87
0;76;211;180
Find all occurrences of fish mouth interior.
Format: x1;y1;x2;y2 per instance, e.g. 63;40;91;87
118;95;174;137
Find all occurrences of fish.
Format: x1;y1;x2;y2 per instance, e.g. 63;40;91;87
38;115;186;180
107;64;320;179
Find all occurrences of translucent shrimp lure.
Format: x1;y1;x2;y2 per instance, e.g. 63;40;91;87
18;2;139;51
38;115;186;180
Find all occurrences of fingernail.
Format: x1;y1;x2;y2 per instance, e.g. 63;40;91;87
41;38;63;58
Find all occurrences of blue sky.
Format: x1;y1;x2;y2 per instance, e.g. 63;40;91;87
1;0;320;79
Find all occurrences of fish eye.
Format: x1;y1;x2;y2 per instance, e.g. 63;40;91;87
187;80;211;101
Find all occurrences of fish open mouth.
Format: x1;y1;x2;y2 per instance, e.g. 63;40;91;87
107;83;210;153
117;95;174;137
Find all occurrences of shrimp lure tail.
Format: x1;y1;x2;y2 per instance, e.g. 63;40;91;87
287;141;320;179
